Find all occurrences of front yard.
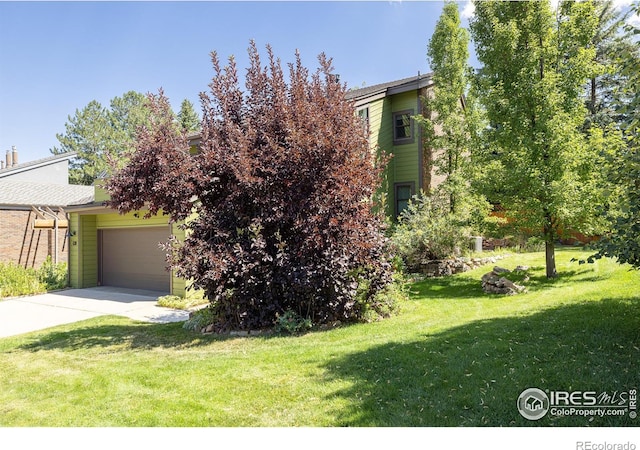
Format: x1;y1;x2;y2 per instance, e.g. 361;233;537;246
0;248;638;426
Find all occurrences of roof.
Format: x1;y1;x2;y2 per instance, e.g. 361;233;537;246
345;74;433;106
0;180;94;207
0;152;77;179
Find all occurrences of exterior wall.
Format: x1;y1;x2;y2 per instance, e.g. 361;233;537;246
371;90;424;218
69;209;186;296
0;208;69;268
69;214;97;288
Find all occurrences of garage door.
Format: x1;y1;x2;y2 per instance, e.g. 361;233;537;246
99;227;170;292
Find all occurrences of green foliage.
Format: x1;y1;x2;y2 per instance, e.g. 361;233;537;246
391;192;473;268
591;141;640;269
157;290;208;310
356;271;407;323
182;306;216;333
177;99;200;133
585;2;640;270
274;310;313;335
0;257;67;298
470;0;601;278
37;257;68;291
0;263;44;298
416;1;488;219
51;91;153;185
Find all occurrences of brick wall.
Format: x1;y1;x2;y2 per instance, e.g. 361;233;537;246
0;209;69;268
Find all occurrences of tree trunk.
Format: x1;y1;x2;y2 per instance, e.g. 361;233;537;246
545;238;557;279
543;214;557;278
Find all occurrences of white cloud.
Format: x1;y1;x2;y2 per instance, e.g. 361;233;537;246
461;0;475;19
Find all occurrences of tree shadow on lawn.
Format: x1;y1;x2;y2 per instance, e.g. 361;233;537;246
321;297;640;427
15;317;256;352
411;276;486;299
411;265;611;300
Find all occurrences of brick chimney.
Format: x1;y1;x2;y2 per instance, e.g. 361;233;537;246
11;146;18;166
5;149;11;168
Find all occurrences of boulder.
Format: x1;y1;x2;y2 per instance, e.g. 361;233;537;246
481;267;526;295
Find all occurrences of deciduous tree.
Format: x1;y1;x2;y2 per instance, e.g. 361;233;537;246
470;0;600;278
107;42;395;331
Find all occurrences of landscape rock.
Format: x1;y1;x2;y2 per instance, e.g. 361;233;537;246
481;267;527;295
416;255;510;278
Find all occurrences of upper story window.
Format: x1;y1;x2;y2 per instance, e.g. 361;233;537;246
357;107;370;136
393;110;414;145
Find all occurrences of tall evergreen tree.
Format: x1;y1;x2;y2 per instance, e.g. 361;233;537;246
51;91;152;185
470;0;600;278
177;98;200;133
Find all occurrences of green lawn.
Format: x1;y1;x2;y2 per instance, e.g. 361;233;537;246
1;248;638;426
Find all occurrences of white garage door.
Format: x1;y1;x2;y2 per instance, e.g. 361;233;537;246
99;227;170;292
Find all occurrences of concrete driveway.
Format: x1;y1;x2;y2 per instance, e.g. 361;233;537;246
0;287;190;339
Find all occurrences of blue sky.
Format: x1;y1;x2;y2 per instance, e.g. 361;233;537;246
0;0;478;163
1;1;636;164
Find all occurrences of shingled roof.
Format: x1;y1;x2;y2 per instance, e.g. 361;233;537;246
0;180;94;207
345;74;433;104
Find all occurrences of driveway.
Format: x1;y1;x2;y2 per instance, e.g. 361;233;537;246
0;287;190;339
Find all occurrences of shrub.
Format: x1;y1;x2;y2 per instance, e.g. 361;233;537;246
183;306;216;333
37;257;68;291
107;42;395;331
0;263;45;298
157;290;208;310
274;310;313;335
391;193;472;270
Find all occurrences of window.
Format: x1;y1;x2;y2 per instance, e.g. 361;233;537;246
357;107;370;136
395;182;414;218
393;110;414;145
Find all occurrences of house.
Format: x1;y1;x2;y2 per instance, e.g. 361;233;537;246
66;76;441;296
65;185;186;296
0;149;94;267
345;74;443;218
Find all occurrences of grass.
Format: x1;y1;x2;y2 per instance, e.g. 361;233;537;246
0;248;638;427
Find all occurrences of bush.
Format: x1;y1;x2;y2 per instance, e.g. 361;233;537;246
0;258;68;299
183;306;216;333
37;257;68;291
0;263;45;298
107;43;395;331
157;290;208;310
274;310;313;335
391;194;472;270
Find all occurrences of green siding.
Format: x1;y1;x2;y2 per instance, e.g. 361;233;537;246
96;211;170;229
371;90;422;218
390;91;421;189
69;208;188;297
69;214;98;288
